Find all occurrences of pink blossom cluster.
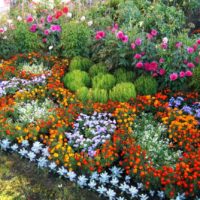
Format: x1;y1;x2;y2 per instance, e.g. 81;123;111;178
146;29;158;40
116;31;129;43
95;31;106;40
169;71;193;81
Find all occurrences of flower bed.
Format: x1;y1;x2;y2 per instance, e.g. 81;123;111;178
0;53;199;200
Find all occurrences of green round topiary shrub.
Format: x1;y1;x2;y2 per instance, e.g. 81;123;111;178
89;63;108;77
109;82;136;102
76;87;89;102
89;88;108;103
114;68;136;83
69;56;93;72
63;70;90;92
190;66;200;92
92;73;116;90
134;75;158;95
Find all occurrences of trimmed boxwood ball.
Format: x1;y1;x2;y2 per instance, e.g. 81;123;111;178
76;87;89;102
190;66;200;92
134;75;158;95
89;63;108;77
109;82;136;102
92;73;116;90
89;88;108;103
69;56;93;72
114;68;136;83
63;70;90;92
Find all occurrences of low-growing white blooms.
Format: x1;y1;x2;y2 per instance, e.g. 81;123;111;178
119;182;129;192
17;16;22;21
49;46;53;50
107;189;116;200
31;141;43;154
162;37;168;44
88;180;96;189
99;172;110;184
21;140;29;147
129;186;138;198
27;151;36;161
90;171;99;180
139;194;149;200
176;193;186;200
110;166;123;178
110;177;119;186
157;191;165;199
67;171;76;181
149;190;155;197
49;162;57;170
0;139;10;150
137;182;144;190
80;16;86;21
57;167;68;176
87;20;93;26
19;148;28;157
97;185;107;195
77;175;88;187
11;144;19;151
66;12;72;18
42;147;50;157
125;175;131;183
37;157;48;168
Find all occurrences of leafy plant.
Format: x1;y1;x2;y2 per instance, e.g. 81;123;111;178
76;87;89;102
134;75;158;95
114;68;135;83
190;65;200;92
63;70;90;92
89;63;108;77
92;73;116;90
69;56;93;72
109;82;136;102
89;88;108;103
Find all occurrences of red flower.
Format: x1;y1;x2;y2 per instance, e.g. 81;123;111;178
62;7;69;13
55;11;63;19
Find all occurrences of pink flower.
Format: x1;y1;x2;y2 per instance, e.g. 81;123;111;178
193;44;198;51
187;62;195;68
136;62;143;68
50;25;61;32
187;47;194;54
26;15;34;23
30;24;37;32
135;38;142;46
179;71;185;78
162;37;168;44
175;42;182;48
42;38;47;43
131;43;136;50
144;62;151;71
151;29;158;36
159;68;166;75
196;39;200;45
152;72;158;77
44;29;50;35
150;61;158;71
0;28;5;33
47;15;53;23
146;33;153;40
159;58;164;63
195;57;200;63
183;60;188;64
170;73;178;81
121;35;129;43
134;54;142;59
95;31;106;40
185;70;193;77
40;17;45;24
116;31;124;39
161;43;168;49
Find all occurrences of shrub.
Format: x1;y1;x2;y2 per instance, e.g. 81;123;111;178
134;76;158;95
89;88;108;103
109;82;136;102
63;70;90;92
61;22;92;58
114;68;136;83
92;73;116;90
190;66;200;92
69;56;93;72
89;63;108;77
76;87;89;102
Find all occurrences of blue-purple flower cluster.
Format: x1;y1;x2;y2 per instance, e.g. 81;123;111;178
65;112;116;157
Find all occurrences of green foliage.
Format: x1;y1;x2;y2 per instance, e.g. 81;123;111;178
69;56;93;72
63;70;90;92
92;73;116;90
13;22;41;54
190;66;200;92
61;22;92;58
114;68;136;83
89;88;108;103
134;76;158;95
109;82;136;102
76;87;89;102
89;63;108;77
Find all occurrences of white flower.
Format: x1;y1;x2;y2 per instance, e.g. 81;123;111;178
77;175;88;187
110;166;123;178
27;151;36;161
66;12;72;18
58;184;62;188
7;19;13;24
157;191;165;199
129;186;138;198
0;139;10;150
125;175;131;183
97;185;107;195
119;182;129;192
107;189;116;200
21;140;29;147
87;20;93;26
49;162;57;170
88;180;96;189
99;172;110;184
80;16;86;21
176;193;186;200
19;148;28;157
11;144;18;151
67;171;76;181
137;182;144;190
110;177;119;186
139;194;149;200
31;141;43;154
17;16;22;21
42;147;50;157
37;157;48;168
117;197;126;200
90;171;99;180
162;37;168;44
57;167;68;176
3;36;7;40
49;46;53;50
150;190;155;197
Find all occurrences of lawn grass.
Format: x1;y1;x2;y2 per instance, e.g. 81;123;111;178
0;151;101;200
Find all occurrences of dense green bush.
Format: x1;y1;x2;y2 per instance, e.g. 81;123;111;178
109;82;136;102
76;87;89;102
114;68;135;83
89;88;108;103
63;70;90;92
69;56;93;72
190;66;200;92
134;76;158;95
92;73;116;90
61;22;92;58
89;63;108;77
